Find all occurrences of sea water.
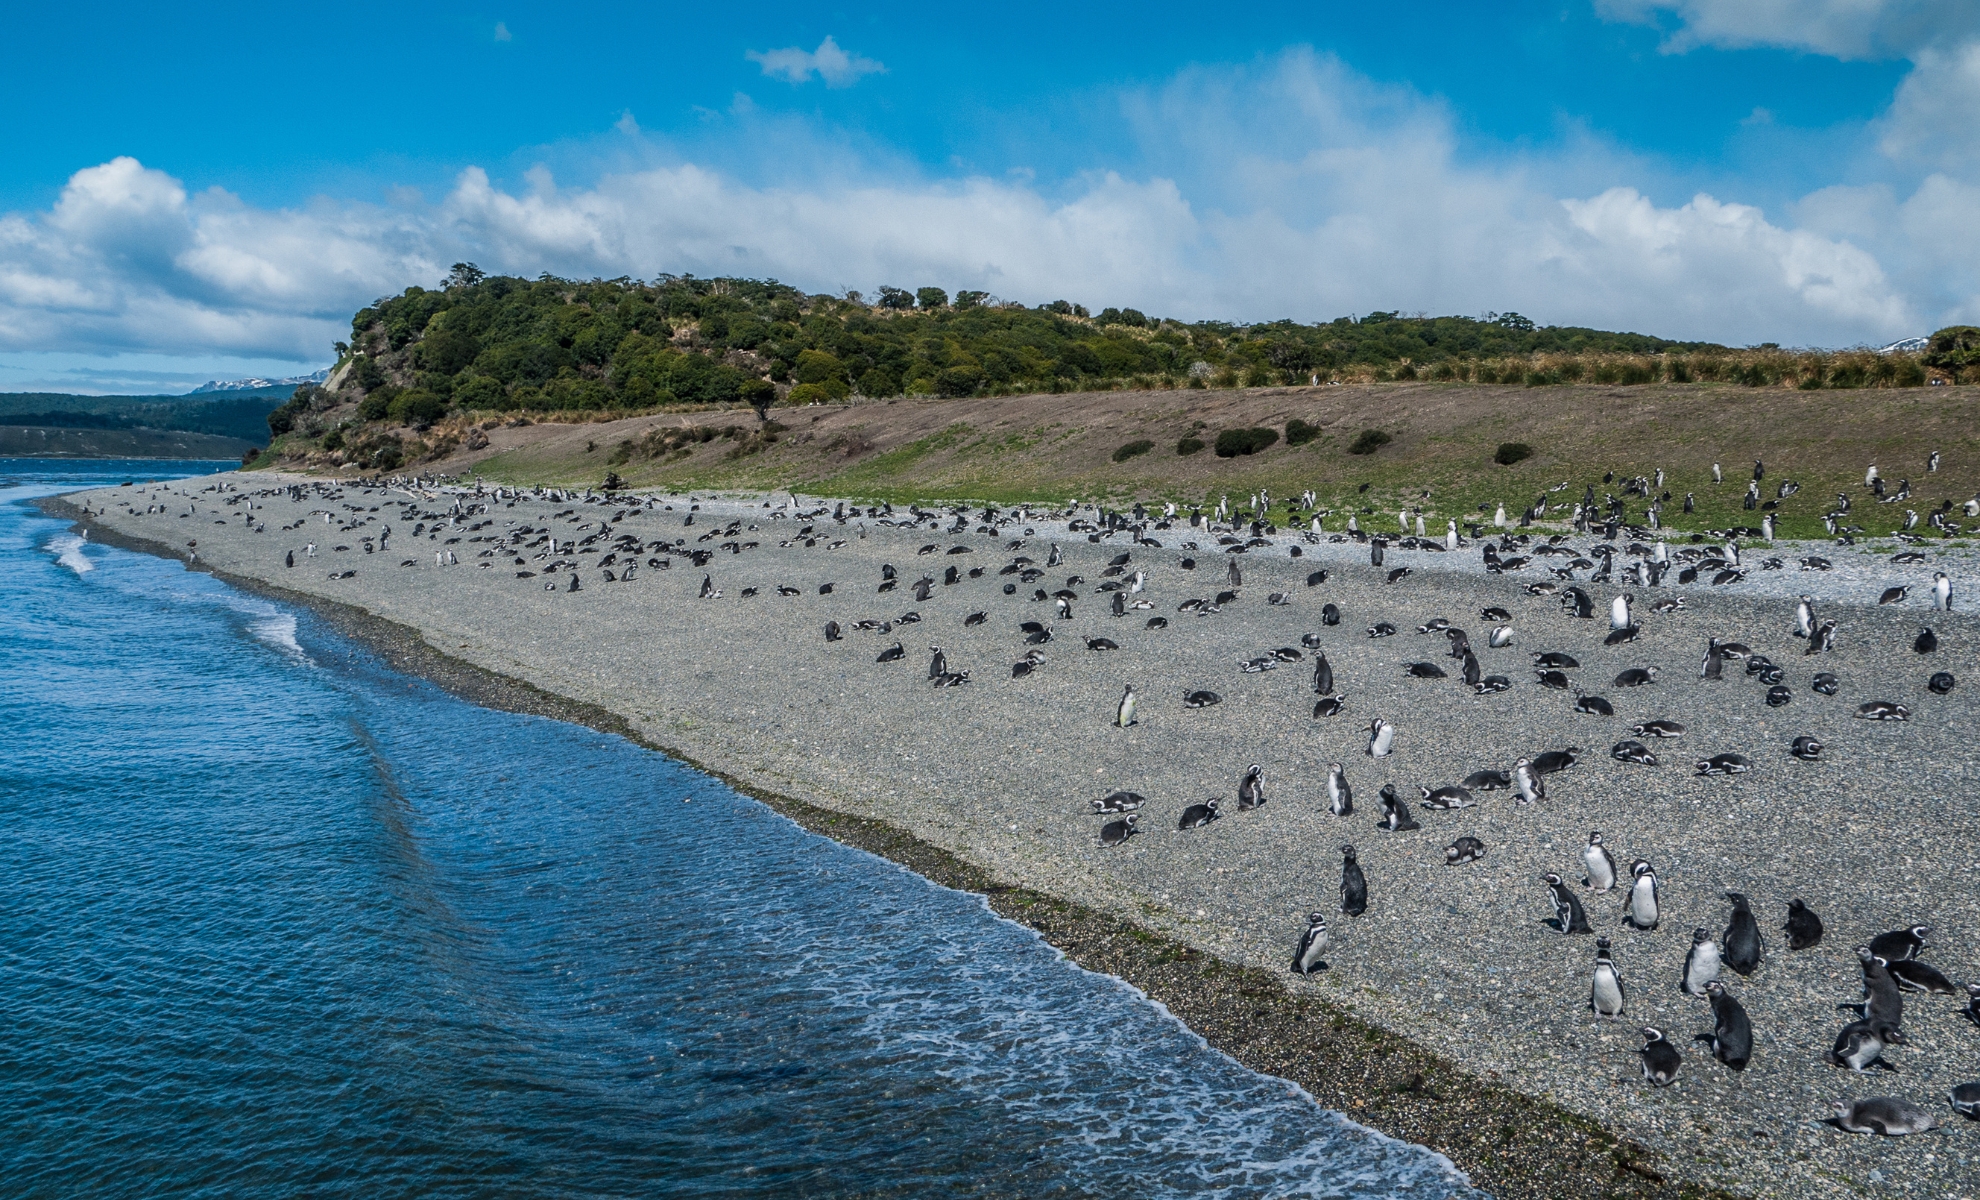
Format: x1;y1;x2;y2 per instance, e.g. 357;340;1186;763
0;460;1484;1199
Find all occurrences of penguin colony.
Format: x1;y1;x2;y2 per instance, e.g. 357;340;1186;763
83;461;1980;1187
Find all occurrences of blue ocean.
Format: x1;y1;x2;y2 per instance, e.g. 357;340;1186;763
0;460;1482;1199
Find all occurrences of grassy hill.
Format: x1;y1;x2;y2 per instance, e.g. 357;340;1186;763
429;378;1980;542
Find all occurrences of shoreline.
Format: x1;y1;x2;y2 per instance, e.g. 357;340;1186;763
39;490;1721;1200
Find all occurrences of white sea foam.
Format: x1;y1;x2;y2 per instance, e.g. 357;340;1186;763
47;533;93;574
249;612;309;661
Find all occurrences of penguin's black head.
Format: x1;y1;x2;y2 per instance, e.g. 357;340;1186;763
1692;927;1711;944
1588;831;1604;845
1704;980;1725;996
1640;1027;1664;1044
1340;844;1356;860
1595;937;1612;951
1724;891;1748;906
1541;872;1562;885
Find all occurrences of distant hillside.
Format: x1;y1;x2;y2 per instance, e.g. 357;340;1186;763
301;272;1729;426
0;424;254;460
189;370;329;394
0;388;293;444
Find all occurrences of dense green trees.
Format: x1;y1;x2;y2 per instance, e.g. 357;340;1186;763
334;271;1754;424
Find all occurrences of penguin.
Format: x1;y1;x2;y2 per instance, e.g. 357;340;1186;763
1826;1096;1935;1136
1933;571;1952;611
1783;899;1823;950
1700;638;1724;680
1843;946;1905;1035
1444;836;1487;865
1810;672;1839;695
1543;873;1592;934
1853;699;1910;721
1929;671;1957;694
1327;763;1353;816
1718;893;1762;975
1681;928;1722;996
1512;758;1544;805
1115;684;1138;728
1793;595;1815;638
285;550;294;568
1789;735;1823;761
1090;791;1146;814
1915;627;1938;653
1366;718;1395;757
1237;764;1266;811
1868;925;1930;962
1825;1018;1899;1073
1695;980;1751;1070
1962;983;1980;1028
1804;619;1837;656
1313;653;1334;696
1955;1080;1980;1119
1183;689;1221;707
1376;784;1419;831
876;642;906;663
1488;625;1513;648
927;647;949;680
1584;832;1618;892
1290;913;1330;974
1099;816;1138;847
1321;603;1341;626
1590;937;1627;1018
1313;695;1347;718
1339;844;1367;915
1228;559;1242;589
1610;593;1633;630
1622;860;1659;930
699;573;716;599
1887;959;1959;995
824;620;843;642
1177;799;1221;829
1878;585;1908;605
1638;1027;1682;1086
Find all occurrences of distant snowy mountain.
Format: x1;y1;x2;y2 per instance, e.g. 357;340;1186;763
188;368;329;394
1877;337;1929;354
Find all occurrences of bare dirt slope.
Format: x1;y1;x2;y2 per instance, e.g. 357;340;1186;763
426;381;1980;538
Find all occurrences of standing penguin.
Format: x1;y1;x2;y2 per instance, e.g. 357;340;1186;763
1793;595;1815;638
1696;981;1753;1070
1610;593;1633;631
1622;860;1660;930
1590;938;1627;1018
1290;913;1330;974
1512;758;1544;805
1805;619;1837;656
1681;928;1722;996
1583;831;1617;892
1700;638;1724;680
1339;845;1367;915
1228;559;1242;589
1934;571;1953;612
1783;899;1824;950
285;550;294;568
1366;718;1395;758
1638;1027;1682;1086
1313;653;1335;696
927;646;949;680
1722;892;1763;975
1847;945;1906;1035
1326;762;1353;816
1115;684;1138;728
1237;764;1266;811
1543;873;1592;934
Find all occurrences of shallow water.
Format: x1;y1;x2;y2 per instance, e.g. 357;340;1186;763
0;461;1482;1199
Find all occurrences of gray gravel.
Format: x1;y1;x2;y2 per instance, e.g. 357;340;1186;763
66;474;1980;1199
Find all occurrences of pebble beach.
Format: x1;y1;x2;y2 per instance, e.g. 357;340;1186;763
56;472;1980;1200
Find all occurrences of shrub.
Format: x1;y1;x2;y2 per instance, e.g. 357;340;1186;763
321;427;345;451
1347;429;1392;455
1285;418;1321;446
358;387;396;420
387;390;449;427
1494;442;1533;466
1925;326;1980;371
1176;436;1205;455
1214;427;1280;457
1113;439;1154;462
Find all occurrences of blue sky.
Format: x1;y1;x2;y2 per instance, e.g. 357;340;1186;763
1;1;1975;392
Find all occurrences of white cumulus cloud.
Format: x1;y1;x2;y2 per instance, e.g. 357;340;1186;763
2;45;1975;391
746;35;884;88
